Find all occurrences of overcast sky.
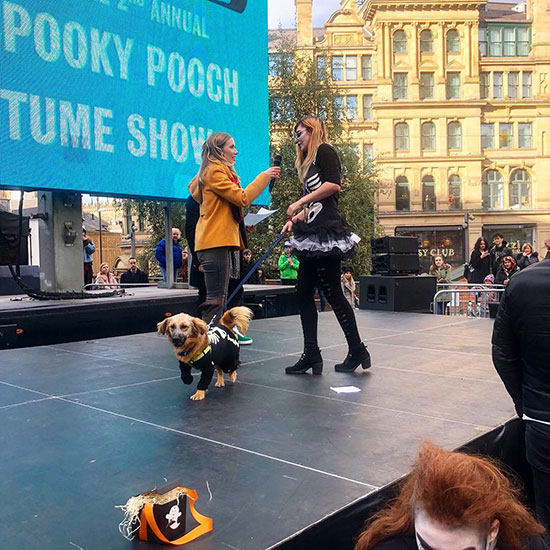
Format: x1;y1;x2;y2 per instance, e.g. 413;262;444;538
268;0;522;29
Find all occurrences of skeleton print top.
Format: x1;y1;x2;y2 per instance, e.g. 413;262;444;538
290;143;359;259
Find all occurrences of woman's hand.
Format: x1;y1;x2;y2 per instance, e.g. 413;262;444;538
281;219;293;234
481;251;489;258
264;166;280;179
287;199;303;218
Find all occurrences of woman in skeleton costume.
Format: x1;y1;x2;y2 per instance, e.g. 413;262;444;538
282;116;370;375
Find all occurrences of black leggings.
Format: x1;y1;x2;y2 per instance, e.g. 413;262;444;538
296;256;362;351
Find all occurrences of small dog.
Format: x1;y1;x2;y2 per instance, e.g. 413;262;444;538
157;307;253;401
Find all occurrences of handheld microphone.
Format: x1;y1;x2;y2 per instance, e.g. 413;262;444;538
269;153;282;193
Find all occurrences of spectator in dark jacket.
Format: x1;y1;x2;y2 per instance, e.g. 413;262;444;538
492;257;550;529
468;237;491;284
120;257;148;287
241;249;259;284
545;237;550;260
495;255;519;286
517;242;539;270
490;232;513;275
155;228;183;282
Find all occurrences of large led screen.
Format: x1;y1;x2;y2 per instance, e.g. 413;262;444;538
0;0;269;201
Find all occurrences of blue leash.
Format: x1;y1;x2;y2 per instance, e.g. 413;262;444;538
209;232;287;326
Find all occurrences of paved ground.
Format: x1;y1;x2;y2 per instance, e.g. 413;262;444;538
0;310;514;550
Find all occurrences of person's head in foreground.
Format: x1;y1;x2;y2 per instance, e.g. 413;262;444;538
355;442;546;550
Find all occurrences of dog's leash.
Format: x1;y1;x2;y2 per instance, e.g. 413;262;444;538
208;232;288;327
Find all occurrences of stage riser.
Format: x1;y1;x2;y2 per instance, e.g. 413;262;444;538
0;289;299;349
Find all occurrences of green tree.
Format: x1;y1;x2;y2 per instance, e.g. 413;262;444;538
248;35;380;279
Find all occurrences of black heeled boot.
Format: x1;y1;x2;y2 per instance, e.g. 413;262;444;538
285;348;323;375
334;343;371;373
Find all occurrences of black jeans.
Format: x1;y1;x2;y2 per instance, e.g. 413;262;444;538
525;421;550;529
296;256;362;351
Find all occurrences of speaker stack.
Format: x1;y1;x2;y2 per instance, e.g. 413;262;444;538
359;236;436;312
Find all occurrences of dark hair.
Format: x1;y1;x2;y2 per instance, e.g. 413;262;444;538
342;266;352;274
492;232;504;240
474;237;490;252
355;442;545;550
129;256;137;261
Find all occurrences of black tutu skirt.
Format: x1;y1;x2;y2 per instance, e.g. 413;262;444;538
290;220;360;260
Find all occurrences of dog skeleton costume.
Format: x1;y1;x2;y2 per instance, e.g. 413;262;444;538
179;325;240;391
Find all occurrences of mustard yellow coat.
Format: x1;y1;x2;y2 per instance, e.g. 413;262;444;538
188;161;270;252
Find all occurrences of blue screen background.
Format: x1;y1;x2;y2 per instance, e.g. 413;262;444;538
0;0;269;202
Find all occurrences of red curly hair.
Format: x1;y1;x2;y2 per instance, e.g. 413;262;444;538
355;442;545;550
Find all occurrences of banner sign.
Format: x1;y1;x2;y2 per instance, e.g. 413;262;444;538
0;0;269;201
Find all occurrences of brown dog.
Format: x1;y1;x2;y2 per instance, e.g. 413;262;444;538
157;307;253;400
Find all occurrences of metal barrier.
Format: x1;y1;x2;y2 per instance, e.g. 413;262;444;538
432;283;505;317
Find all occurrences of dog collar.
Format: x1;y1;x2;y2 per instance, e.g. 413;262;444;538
188;345;211;366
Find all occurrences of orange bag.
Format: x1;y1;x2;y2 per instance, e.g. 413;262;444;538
118;485;213;546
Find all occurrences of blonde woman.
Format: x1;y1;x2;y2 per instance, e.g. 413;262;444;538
282;116;368;375
95;262;119;289
516;242;539;270
188;132;279;322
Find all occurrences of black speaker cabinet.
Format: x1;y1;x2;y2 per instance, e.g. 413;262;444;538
371;236;419;255
371;254;419;275
359;275;436;312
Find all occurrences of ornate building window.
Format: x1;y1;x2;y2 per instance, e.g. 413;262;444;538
487;25;531;57
480;73;490;99
346;95;358;120
332;55;343;80
481;123;495;148
420;30;434;53
363;143;374;163
508;72;519;98
446;29;460;53
393;73;408;100
395;177;410;211
333;96;344;118
479;27;487;56
493;72;503;98
518;123;532;148
422;176;436;211
269;96;282;122
448;175;462;210
499;123;514;148
316;55;327;80
420;72;434;99
393;30;407;53
395;123;410;151
482;170;504;210
510;170;531;208
361;55;372;80
446;72;460;99
448;122;462;150
362;95;373;120
421;122;436;151
345;56;357;81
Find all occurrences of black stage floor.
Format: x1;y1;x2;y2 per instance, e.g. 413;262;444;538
0;311;515;550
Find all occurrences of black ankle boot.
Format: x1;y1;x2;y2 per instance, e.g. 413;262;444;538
285;349;323;375
334;344;371;373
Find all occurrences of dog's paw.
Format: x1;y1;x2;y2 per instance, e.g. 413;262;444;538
229;371;237;383
190;390;206;401
181;374;193;385
215;379;225;388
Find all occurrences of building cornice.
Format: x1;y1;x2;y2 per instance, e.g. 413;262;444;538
362;0;486;21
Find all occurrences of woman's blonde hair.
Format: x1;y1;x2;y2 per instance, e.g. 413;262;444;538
196;132;239;200
294;116;329;182
521;242;534;254
99;262;109;272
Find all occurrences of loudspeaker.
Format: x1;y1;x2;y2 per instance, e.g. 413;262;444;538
371;254;419;275
359;275;436;312
371;236;418;255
